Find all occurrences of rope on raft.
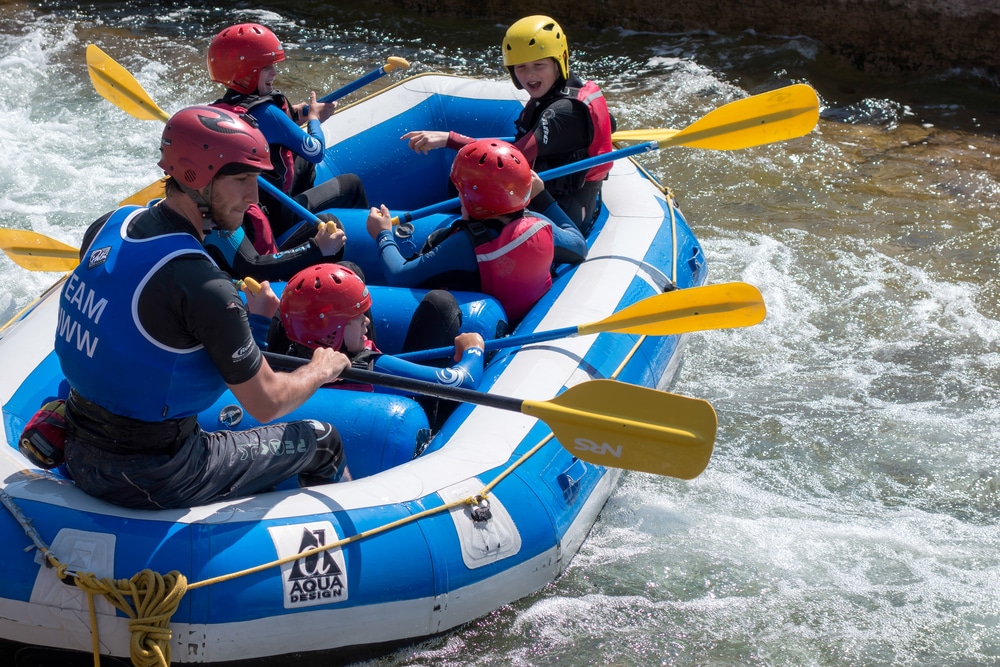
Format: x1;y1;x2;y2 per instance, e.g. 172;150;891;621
1;488;185;667
0;431;557;667
72;569;187;667
0;325;649;666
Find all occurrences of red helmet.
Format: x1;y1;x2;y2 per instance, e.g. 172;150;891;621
449;139;532;219
207;23;285;95
158;106;272;189
280;264;372;350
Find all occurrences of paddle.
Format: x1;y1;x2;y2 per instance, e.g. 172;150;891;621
0;229;79;272
0;231;272;276
121;177;170;208
0;228;333;274
396;282;766;362
391;83;819;225
0;233;278;299
498;129;681;143
86;45;405;214
611;128;680;143
86;43;168;121
116;162;320;224
87;44;408;123
263;350;717;479
317;57;409;104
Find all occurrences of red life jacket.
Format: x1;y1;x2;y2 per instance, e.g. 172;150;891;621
572;81;615;182
515;79;614;192
245;203;277;255
213;92;297;193
466;216;554;322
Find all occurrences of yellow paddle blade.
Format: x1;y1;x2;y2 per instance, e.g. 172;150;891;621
0;229;79;272
119;177;168;207
86;44;169;122
523;380;717;479
263;351;718;480
580;282;766;337
612;128;680;143
659;83;819;151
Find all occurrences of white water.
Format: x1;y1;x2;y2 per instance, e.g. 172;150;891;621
1;4;998;666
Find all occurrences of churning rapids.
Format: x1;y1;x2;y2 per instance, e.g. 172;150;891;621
1;3;998;665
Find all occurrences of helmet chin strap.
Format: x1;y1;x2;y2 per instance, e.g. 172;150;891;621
179;182;218;233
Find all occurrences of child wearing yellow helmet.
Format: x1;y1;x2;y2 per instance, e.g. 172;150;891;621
402;15;614;236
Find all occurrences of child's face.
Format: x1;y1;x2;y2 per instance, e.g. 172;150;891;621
257;64;278;94
341;313;369;353
513;58;560;99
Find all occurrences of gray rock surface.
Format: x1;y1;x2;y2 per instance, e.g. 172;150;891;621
374;0;998;77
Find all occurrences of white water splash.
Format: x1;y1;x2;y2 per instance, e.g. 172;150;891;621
3;5;999;666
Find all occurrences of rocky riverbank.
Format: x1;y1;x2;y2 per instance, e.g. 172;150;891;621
371;0;998;79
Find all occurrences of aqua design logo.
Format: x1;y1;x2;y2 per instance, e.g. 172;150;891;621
267;521;349;609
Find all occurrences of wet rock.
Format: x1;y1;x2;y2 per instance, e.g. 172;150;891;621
375;0;999;77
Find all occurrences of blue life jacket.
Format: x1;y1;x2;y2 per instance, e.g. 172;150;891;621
55;206;228;421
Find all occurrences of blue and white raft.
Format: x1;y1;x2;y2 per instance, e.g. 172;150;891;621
0;74;709;664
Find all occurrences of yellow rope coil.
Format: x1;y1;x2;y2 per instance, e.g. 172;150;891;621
70;566;187;667
5;367;649;666
5;420;633;666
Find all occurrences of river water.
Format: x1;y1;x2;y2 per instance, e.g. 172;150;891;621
2;2;999;666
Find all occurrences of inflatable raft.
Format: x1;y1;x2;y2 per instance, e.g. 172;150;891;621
0;73;726;664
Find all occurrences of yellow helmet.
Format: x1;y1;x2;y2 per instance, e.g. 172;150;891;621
502;15;569;83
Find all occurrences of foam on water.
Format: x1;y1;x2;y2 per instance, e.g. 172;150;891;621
583;203;1000;662
0;17;90;317
2;4;998;665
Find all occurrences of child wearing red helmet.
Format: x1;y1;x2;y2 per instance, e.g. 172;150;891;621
367;140;585;323
207;23;369;242
274;264;485;429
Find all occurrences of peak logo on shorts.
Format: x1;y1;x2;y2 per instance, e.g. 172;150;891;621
268;522;349;609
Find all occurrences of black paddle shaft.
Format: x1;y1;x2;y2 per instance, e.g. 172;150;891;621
263;351;524;413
